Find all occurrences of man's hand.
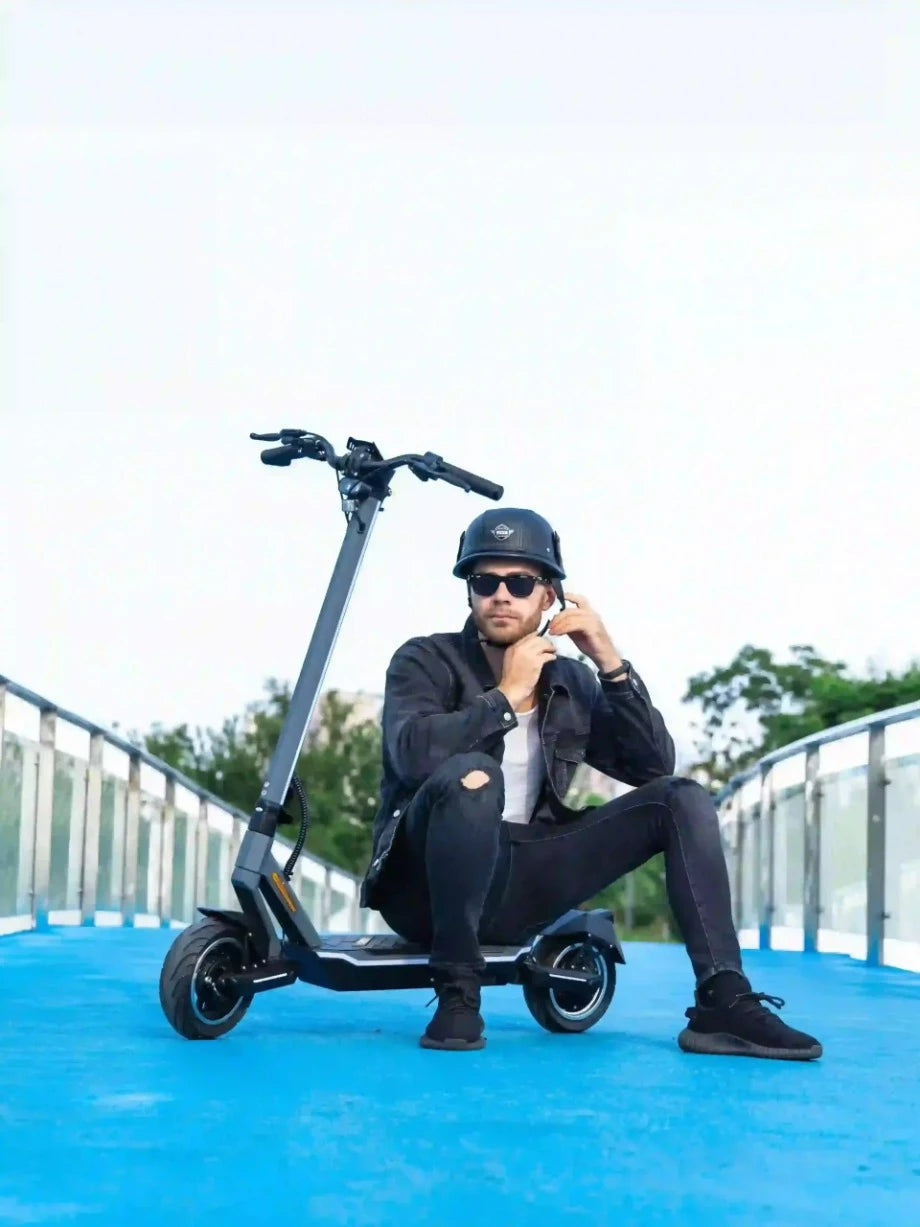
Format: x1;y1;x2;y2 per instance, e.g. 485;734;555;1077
548;592;622;674
498;632;557;710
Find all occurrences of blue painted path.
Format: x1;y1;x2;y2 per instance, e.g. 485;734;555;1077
1;928;918;1226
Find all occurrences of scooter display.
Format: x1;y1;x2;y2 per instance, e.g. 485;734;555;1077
158;429;625;1041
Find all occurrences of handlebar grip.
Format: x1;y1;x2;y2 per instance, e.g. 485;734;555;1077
261;445;295;466
439;461;503;500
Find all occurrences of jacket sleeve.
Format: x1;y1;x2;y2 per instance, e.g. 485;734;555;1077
383;638;517;788
584;665;676;786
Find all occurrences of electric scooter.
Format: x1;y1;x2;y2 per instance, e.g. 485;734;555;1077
158;429;625;1042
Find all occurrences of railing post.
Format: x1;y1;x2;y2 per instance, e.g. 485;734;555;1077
195;798;209;906
866;724;888;967
32;709;57;931
322;865;333;931
759;764;774;951
64;748;88;915
228;818;243;910
182;797;198;924
16;737;38;925
729;792;742;929
160;778;176;928
121;754;141;926
81;733;104;925
803;745;821;954
732;793;744;930
349;881;362;934
754;772;764;946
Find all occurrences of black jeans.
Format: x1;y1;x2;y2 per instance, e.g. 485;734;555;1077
378;752;743;985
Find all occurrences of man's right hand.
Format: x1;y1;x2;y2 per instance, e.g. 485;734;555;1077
497;632;557;710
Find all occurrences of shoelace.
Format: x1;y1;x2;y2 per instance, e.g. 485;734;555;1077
425;985;480;1011
731;991;786;1012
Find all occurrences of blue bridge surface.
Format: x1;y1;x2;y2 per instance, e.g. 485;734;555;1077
1;928;918;1226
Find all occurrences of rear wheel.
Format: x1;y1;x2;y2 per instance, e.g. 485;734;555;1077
159;917;254;1040
522;937;617;1033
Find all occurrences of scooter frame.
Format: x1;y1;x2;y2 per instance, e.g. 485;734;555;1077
186;429;625;1010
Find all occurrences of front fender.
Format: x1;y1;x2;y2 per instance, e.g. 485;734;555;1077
197;906;251;931
538;907;626;964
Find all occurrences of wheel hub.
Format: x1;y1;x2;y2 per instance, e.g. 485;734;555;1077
191;936;247;1026
548;942;607;1020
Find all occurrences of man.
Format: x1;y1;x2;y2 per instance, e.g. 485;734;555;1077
360;507;822;1060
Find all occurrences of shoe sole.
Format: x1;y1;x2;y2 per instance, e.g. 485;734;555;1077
678;1027;822;1061
419;1035;487;1051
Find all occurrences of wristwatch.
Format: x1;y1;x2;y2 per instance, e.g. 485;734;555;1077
599;660;631;682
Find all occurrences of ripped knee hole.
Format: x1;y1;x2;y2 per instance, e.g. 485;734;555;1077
460;769;490;790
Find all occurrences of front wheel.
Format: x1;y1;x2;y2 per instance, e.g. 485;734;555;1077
159;917;254;1040
522;937;617;1033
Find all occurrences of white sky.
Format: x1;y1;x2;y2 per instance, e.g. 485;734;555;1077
2;0;918;767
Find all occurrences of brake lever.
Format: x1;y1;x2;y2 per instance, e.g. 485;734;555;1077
251;429;310;442
407;460;435;482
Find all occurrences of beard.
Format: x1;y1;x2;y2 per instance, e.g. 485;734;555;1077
472;604;544;646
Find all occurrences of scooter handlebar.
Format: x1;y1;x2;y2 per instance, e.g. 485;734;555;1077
260;445;297;466
426;456;503;501
250;429;503;499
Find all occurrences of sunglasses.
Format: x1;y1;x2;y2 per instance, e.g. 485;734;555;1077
467;572;551;599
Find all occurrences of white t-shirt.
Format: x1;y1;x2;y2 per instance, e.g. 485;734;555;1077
501;706;544;824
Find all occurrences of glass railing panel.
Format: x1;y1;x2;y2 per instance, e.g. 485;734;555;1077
883;717;920;971
769;755;806;950
817;733;869;958
0;732;29;923
737;776;762;941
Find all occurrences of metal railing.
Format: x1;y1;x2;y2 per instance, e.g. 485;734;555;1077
5;670;917;965
0;676;388;938
715;699;920;972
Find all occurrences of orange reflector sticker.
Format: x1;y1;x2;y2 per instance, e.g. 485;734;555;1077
271;871;298;913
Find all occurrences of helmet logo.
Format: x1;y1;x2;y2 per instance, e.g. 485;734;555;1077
491;523;514;541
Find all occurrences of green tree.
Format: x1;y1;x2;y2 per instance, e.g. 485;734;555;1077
682;644;920;789
142;680;383;876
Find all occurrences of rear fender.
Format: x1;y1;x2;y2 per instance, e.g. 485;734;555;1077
537;907;626;964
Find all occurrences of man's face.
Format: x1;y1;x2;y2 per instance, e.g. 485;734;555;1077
467;558;555;646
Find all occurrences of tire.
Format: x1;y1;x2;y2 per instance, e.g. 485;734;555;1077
159;917;254;1040
523;937;617;1034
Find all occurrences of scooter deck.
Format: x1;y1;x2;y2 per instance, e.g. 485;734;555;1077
316;933;531;959
284;933;533;992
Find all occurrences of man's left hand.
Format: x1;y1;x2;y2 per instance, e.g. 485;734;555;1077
547;593;622;674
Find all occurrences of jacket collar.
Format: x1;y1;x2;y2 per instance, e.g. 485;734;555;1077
460;614;571;697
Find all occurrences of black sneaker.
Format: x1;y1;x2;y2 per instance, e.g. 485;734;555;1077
420;970;486;1051
678;974;823;1061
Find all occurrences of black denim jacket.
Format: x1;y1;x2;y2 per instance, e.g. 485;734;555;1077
359;615;676;909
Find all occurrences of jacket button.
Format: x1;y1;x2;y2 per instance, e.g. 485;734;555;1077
503;712;512;722
393;808;400;817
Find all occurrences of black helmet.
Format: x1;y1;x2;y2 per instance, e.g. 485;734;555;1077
453;507;566;605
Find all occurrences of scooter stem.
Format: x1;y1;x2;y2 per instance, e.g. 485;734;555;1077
230;484;385;955
250;489;384;834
